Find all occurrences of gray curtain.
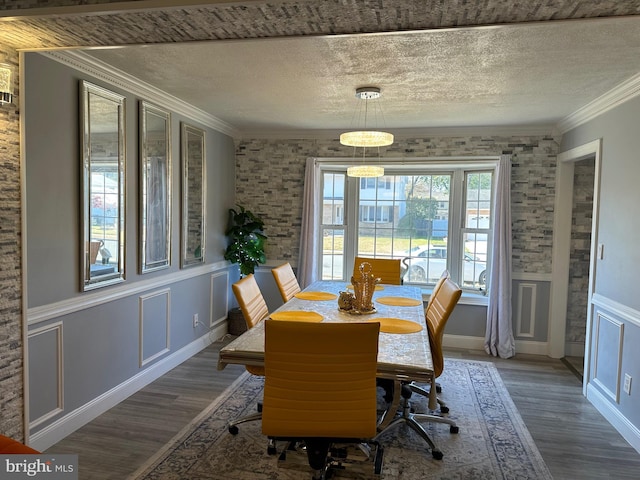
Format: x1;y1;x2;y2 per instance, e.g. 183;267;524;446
297;158;320;288
485;154;516;358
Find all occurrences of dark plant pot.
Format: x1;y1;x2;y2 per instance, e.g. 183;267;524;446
228;307;247;336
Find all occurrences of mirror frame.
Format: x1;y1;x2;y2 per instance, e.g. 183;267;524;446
139;101;172;273
180;122;206;268
80;80;126;291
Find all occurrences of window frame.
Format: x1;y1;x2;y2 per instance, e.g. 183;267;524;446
317;157;498;293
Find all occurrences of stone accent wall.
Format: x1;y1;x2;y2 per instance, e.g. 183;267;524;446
1;1;639;50
0;47;24;441
566;158;595;344
235;135;559;273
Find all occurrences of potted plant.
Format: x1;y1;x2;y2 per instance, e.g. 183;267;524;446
224;205;267;334
224;204;267;276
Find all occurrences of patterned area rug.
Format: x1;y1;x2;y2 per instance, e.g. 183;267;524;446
132;359;552;479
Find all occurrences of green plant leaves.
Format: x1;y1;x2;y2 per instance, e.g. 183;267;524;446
224;204;267;276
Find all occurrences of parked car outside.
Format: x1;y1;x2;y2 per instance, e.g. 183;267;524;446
404;245;487;287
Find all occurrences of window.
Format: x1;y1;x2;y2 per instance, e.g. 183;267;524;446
320;163;495;291
359;205;391;223
321;172;346;280
360;176;392;190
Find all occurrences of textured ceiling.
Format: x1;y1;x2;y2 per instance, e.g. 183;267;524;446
3;1;640;136
81;16;640;135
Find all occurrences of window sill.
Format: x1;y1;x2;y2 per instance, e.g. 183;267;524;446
420;287;488;307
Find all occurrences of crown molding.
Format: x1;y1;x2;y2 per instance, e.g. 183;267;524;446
557;72;640;134
41;50;240;138
238;124;560;141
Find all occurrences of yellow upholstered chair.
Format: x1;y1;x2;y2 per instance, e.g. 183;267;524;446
271;262;301;302
353;256;402;285
426;276;460;381
377;277;462;460
262;320;384;479
232;273;269;330
228;274;269;434
410;276;461;408
426;270;450;316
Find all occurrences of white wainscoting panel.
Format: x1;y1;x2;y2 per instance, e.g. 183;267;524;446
592;311;624;403
28;330;223;452
28;322;64;429
516;282;537;338
210;270;229;327
139;288;171;367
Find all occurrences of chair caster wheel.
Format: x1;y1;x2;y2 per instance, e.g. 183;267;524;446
440;406;449;413
436;385;442;393
374;445;384;474
432;450;443;460
228;425;239;435
450;425;459;434
257;403;263;413
267;445;277;455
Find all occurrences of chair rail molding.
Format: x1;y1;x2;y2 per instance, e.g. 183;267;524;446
27;260;230;325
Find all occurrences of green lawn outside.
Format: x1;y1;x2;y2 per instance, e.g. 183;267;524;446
323;234;445;256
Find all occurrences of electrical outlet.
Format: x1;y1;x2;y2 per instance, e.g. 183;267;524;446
623;373;632;395
193;313;199;328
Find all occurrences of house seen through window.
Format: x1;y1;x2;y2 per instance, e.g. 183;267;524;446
320;164;494;292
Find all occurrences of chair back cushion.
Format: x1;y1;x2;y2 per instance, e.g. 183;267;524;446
262;320;379;439
232;274;269;329
271;262;302;302
353;257;402;285
425;269;450;317
426;278;462;377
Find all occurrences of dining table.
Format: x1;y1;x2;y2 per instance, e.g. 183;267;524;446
217;280;437;428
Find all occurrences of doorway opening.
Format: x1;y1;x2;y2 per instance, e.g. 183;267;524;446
549;139;601;394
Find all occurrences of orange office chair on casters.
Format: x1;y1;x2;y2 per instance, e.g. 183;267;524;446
408;272;459;414
271;262;301;302
228;274;269;435
262;320;384;480
376;277;462;460
353;257;402;285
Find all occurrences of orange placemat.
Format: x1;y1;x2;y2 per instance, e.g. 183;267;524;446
295;291;338;301
375;296;422;307
346;284;384;291
269;311;323;322
367;317;423;334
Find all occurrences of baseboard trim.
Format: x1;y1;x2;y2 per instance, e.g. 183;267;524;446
587;382;640;454
565;341;585;357
443;334;550;356
29;325;226;452
515;339;550;355
443;334;485;351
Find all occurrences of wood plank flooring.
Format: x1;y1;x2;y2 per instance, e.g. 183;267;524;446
46;337;640;479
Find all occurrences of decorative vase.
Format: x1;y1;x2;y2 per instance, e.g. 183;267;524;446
350;262;380;314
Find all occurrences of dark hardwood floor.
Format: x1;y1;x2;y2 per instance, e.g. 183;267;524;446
46;336;640;479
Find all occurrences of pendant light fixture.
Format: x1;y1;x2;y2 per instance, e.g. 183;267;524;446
340;87;393;178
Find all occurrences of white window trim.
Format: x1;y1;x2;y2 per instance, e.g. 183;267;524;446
316;156;499;295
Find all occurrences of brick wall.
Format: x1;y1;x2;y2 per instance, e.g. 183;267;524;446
0;47;24;441
235;134;560;274
566;158;595;344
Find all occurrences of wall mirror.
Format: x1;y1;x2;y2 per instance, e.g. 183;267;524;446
81;80;126;290
140;101;171;273
181;123;206;267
